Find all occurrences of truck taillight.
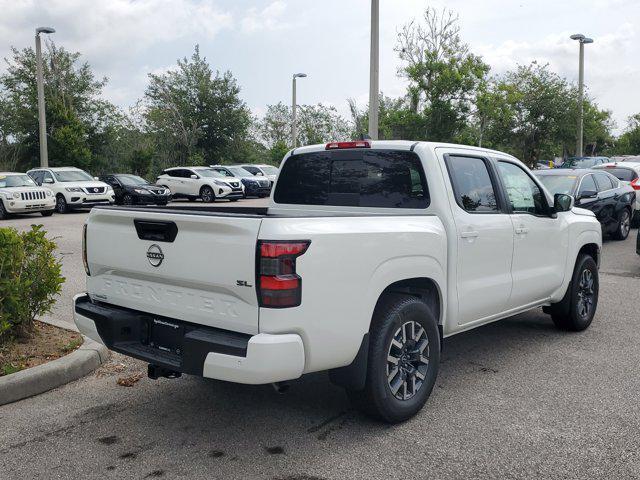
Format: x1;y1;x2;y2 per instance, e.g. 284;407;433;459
82;223;90;276
325;140;371;150
257;240;310;308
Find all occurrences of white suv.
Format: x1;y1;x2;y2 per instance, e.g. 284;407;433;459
27;167;115;213
239;164;279;186
0;172;55;219
156;167;244;202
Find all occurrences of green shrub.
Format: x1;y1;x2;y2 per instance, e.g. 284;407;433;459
0;225;65;343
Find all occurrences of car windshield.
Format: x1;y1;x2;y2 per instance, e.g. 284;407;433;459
54;170;94;182
117;175;148;186
0;174;36;188
598;167;636;182
194;168;224;178
228;167;252;177
536;174;578;195
559;158;596;169
260;166;279;175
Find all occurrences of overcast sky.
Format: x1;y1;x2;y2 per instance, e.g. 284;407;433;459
1;0;638;133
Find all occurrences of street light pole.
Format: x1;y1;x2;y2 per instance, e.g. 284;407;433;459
570;33;593;157
368;0;379;140
291;73;307;148
35;26;55;168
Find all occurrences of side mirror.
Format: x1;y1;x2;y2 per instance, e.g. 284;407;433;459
190;174;198;179
43;177;54;184
554;193;574;212
577;190;597;201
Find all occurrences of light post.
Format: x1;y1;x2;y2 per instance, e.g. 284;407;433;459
368;0;379;140
291;73;307;148
35;26;55;168
570;33;593;157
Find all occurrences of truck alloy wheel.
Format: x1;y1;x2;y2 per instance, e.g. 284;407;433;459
386;321;430;400
348;294;440;423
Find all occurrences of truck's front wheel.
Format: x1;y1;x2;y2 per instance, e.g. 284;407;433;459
548;253;599;331
348;294;440;423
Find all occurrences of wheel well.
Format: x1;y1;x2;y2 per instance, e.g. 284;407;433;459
200;184;213;194
377;278;441;325
578;243;600;267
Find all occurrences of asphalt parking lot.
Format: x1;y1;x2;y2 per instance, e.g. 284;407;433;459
1;205;639;479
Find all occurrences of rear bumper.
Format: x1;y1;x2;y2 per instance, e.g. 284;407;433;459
73;294;304;384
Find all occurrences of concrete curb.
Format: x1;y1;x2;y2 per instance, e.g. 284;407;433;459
0;336;109;406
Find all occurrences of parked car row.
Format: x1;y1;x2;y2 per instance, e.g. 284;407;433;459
0;164;279;219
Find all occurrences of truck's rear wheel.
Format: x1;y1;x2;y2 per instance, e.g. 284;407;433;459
548;253;598;331
347;294;440;423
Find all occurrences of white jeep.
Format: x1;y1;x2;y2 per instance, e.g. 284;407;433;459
0;172;55;219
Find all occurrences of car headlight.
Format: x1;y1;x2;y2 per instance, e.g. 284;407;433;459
13;192;21;199
134;188;149;194
65;187;83;192
213;180;228;187
46;190;52;197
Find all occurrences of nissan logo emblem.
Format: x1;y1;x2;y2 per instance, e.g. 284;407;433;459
93;188;98;192
146;244;164;267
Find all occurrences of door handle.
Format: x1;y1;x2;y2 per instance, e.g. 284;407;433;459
515;226;529;234
460;231;479;238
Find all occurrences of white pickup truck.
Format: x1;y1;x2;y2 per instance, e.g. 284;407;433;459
74;141;602;423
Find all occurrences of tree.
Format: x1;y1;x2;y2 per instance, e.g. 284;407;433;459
395;6;490;142
613;114;640;155
144;45;252;168
258;102;352;159
0;42;115;171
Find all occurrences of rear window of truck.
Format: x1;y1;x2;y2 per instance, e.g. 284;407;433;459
274;150;429;208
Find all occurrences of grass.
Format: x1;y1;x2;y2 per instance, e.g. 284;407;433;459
1;363;23;376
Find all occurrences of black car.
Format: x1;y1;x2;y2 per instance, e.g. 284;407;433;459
99;174;172;205
535;169;635;240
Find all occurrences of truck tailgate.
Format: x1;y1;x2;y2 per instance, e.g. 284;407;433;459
85;208;261;334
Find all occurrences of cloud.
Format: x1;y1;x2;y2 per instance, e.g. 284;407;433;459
241;1;288;33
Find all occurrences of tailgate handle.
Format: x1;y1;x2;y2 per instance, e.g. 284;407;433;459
134;219;178;243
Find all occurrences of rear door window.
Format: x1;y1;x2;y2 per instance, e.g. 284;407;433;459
445;155;499;212
594;172;615;191
275;149;429;208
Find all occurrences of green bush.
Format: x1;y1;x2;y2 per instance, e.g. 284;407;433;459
0;226;65;343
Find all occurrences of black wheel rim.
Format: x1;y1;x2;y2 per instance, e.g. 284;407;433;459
576;268;595;319
386;321;429;400
56;197;66;212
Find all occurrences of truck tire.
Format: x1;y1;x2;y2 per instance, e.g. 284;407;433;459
612;208;631;241
548;254;598;331
347;294;440;423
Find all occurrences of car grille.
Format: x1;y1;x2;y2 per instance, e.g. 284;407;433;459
230;182;240;188
20;191;47;201
84;186;105;194
151;189;166;195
